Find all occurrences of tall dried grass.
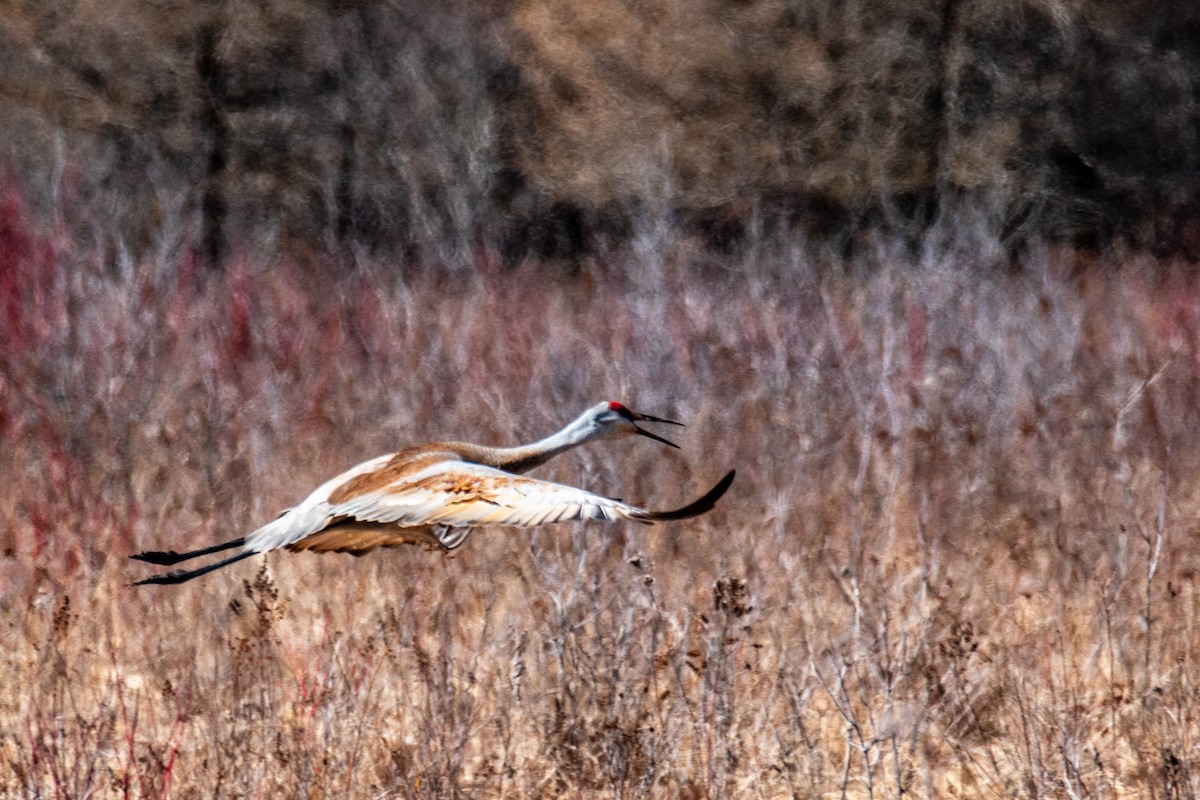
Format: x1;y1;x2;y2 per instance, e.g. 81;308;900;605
2;185;1199;798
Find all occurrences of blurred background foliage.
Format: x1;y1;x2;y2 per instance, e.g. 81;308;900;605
1;0;1197;269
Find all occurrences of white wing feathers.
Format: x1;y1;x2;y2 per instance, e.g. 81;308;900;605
244;460;645;554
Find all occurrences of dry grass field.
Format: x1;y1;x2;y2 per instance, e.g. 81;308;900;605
3;186;1200;798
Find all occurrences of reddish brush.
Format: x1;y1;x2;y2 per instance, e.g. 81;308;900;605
1;176;1199;796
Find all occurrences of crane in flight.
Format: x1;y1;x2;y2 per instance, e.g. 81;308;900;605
131;401;735;585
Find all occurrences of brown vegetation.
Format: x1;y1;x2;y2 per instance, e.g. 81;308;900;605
2;182;1200;795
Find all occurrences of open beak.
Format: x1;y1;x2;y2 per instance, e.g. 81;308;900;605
631;412;683;449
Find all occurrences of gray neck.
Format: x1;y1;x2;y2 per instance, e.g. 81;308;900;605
482;411;599;473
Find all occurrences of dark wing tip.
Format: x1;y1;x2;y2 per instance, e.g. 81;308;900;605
638;470;736;522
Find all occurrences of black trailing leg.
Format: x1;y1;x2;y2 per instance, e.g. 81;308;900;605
130;537;246;566
132;550;259;586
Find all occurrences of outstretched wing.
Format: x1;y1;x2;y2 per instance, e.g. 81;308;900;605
329;461;642;529
244;459;734;554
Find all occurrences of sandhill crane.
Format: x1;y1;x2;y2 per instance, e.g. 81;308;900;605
131;401;735;585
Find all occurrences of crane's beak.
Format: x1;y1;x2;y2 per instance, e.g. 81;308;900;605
631;412;683;448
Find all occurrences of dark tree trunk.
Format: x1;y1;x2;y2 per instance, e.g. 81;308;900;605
197;22;227;269
932;0;960;194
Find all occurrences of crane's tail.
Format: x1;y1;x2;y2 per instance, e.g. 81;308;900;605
131;549;259;586
634;470;735;522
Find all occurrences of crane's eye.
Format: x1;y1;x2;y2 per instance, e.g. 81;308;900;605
606;402;635;421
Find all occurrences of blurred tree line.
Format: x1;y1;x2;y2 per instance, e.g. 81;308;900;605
1;0;1197;267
